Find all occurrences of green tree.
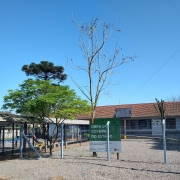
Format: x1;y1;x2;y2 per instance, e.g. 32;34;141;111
22;61;67;85
2;79;90;154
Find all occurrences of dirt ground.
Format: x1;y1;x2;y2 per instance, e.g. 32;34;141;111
0;141;89;161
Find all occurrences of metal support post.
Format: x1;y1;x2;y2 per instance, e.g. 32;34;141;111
15;124;18;147
124;119;126;139
22;132;41;158
20;126;41;159
162;119;167;164
64;124;67;149
2;127;5;155
106;121;110;162
12;122;14;158
20;126;23;158
79;126;81;146
61;123;64;158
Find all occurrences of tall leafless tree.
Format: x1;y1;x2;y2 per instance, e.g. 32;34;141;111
155;98;166;120
167;95;180;102
68;18;136;156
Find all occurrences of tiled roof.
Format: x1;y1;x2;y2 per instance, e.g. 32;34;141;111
76;102;180;119
0;113;45;123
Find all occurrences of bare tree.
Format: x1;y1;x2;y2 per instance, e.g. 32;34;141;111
155;98;166;120
167;95;180;102
67;18;136;156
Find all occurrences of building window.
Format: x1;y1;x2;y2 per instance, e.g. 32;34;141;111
166;119;176;129
131;120;136;129
139;119;151;129
129;119;152;130
139;120;146;128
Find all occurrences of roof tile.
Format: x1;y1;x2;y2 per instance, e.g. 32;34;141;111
76;102;180;119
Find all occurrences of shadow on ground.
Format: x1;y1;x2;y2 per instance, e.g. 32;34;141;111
149;138;180;151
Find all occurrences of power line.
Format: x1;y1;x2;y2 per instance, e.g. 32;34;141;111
131;47;180;97
169;0;180;14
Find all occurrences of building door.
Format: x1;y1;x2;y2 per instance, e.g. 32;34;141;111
152;119;162;136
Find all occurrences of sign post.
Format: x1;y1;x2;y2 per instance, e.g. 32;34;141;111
106;121;110;161
90;118;121;154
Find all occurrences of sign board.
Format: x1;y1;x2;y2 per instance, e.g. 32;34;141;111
90;118;121;152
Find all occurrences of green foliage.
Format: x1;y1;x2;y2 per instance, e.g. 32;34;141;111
22;61;67;85
2;79;90;155
84;133;89;140
2;79;91;122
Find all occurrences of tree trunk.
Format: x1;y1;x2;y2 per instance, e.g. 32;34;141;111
49;139;53;155
91;109;97;157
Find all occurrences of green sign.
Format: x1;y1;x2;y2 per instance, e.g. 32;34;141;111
90;118;121;152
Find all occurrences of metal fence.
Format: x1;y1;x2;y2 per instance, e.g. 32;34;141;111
0;122;89;159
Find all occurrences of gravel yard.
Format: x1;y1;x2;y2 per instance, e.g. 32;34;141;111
0;139;180;180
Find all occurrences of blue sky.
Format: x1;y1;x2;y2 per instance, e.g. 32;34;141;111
0;0;180;109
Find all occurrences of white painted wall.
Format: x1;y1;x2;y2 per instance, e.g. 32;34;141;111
0;117;4;121
151;119;162;135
